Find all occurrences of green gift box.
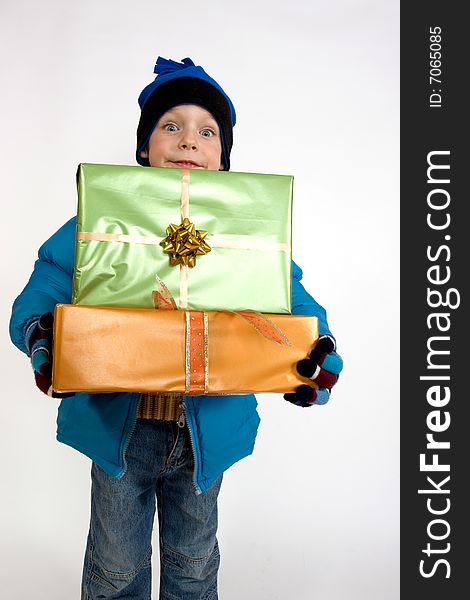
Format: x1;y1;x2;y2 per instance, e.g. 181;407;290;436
72;163;293;313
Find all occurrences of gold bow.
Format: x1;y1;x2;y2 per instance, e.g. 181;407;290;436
160;217;211;268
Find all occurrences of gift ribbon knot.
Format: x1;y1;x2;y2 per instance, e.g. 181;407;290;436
160;217;211;268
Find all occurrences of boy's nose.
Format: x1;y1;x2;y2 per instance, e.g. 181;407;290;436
178;132;198;151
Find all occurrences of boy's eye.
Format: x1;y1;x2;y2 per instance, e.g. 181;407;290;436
164;123;179;132
200;128;215;138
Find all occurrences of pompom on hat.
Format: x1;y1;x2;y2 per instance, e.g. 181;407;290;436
136;57;236;170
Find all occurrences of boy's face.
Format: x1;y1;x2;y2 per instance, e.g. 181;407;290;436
140;104;223;171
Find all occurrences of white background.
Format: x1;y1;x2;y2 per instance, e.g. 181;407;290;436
0;1;399;598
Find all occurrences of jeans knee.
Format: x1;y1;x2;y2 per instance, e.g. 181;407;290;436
161;540;220;583
82;541;152;599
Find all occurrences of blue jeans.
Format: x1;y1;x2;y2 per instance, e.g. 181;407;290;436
81;418;223;599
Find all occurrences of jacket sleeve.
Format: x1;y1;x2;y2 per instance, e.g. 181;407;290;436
9;217;76;355
291;260;334;340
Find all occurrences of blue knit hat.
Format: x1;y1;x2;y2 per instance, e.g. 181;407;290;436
136;57;236;170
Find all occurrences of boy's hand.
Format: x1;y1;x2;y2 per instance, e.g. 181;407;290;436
284;335;343;407
25;313;70;398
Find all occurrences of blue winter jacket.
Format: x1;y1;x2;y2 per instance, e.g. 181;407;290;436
9;217;333;494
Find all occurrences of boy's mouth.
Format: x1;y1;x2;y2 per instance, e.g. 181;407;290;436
170;160;204;169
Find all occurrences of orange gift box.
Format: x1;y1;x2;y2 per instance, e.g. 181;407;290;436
52;304;319;394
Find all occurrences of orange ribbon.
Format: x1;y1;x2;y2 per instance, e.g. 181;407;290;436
183;310;291;395
185;311;209;394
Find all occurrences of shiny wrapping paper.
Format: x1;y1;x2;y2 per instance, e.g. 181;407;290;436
52;304;319;394
73;163;293;313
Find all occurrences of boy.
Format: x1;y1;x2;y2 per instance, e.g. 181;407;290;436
9;56;342;599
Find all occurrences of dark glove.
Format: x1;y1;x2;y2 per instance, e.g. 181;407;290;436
25;312;53;395
25;312;70;397
284;335;343;407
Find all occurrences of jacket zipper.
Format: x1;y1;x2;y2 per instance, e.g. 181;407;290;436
120;395;139;479
179;400;202;495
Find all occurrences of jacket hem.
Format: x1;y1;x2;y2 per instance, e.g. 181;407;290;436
56;433;124;478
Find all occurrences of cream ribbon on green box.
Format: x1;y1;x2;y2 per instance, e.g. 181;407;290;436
76;169;291;309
